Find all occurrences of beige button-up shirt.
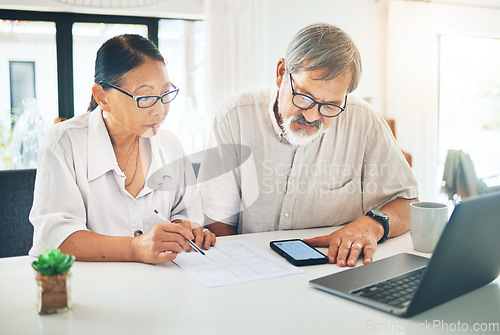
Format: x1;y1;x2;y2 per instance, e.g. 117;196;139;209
198;89;418;234
29;108;202;256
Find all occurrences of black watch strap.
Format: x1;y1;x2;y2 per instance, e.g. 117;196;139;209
366;209;389;243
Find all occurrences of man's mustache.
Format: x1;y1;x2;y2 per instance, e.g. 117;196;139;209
291;113;322;128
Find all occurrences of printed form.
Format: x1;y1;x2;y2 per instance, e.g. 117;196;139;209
173;240;303;288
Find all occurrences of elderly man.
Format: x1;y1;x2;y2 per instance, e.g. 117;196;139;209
199;23;418;267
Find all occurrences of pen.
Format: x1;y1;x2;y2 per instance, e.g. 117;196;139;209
153;209;206;255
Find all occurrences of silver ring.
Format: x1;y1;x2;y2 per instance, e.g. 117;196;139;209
352;243;364;250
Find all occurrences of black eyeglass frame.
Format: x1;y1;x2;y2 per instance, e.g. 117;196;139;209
98;81;179;109
289;73;347;118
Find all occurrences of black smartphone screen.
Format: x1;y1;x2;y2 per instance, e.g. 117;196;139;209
270;239;328;266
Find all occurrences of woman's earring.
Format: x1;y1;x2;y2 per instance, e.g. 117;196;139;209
102;110;109;119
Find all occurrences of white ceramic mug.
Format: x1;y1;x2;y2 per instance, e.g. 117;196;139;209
409;202;449;253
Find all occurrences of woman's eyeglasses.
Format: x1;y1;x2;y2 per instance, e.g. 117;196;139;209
99;81;179;109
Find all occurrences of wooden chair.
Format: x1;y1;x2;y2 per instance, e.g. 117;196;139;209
54;117;67;123
385;118;412;167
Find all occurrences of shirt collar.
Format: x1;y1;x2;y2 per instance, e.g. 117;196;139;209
267;89;288;143
140;132;175;196
86;107;175;195
87;107;123;182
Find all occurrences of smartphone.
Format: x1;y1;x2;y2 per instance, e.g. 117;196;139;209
270;239;329;266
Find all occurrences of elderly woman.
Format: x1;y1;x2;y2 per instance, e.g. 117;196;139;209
29;34;215;263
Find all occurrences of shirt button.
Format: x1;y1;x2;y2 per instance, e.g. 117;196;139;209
290;178;295;184
284;212;289;218
133;230;143;237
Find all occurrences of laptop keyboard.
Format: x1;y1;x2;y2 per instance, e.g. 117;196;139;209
351;267;426;309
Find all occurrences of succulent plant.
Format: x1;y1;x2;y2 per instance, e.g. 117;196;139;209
32;249;75;276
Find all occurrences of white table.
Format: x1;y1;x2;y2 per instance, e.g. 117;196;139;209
1;227;499;335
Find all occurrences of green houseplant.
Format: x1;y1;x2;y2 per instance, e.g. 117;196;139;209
32;249;75;314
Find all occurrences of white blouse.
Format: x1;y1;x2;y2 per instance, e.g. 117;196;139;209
29;108;203;256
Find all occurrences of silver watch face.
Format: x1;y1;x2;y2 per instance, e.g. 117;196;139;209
371;210;388;219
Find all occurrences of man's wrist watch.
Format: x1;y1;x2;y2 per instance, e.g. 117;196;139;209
366;209;390;243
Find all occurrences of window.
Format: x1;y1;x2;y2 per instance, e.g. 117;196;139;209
438;34;500;189
0;19;57;169
159;19;208;157
0;10;207;170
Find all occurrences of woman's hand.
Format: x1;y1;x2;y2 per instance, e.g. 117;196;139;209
173;220;217;251
130;223;194;264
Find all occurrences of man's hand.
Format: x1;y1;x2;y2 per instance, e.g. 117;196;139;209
303;216;384;267
304;198;416;267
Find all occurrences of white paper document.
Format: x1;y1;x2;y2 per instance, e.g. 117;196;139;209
173;240;303;288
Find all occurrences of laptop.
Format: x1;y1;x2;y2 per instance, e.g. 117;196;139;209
309;192;500;317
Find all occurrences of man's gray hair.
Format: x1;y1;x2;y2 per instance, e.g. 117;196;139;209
284;23;362;93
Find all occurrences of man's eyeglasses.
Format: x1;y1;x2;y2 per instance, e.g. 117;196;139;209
289;73;347;118
99;81;179;109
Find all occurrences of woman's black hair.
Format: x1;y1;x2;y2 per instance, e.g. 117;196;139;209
88;34;165;112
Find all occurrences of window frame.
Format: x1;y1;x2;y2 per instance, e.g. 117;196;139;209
0;9;162;120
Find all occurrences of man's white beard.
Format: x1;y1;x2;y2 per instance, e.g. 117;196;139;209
280;108;325;146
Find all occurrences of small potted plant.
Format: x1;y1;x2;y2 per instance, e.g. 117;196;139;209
32;249;75;314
